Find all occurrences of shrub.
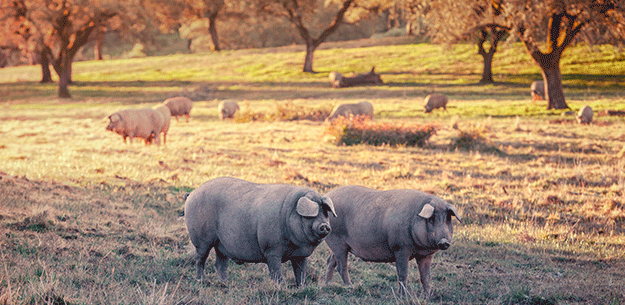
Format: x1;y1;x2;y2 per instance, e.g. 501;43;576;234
450;125;504;155
234;102;332;123
325;116;437;147
271;102;332;121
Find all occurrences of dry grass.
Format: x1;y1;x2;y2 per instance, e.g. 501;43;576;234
1;41;625;304
1;100;624;304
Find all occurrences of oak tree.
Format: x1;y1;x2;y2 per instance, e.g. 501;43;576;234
148;0;236;52
405;0;511;84
253;0;388;72
505;0;625;109
2;0;146;98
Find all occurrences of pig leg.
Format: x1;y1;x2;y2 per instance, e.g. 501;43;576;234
194;243;212;280
214;249;229;281
416;254;434;297
325;254;337;282
291;257;307;287
334;246;352;285
395;250;412;296
153;131;161;146
265;252;284;284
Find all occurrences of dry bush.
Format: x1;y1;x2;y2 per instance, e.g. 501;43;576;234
450;124;503;155
234;102;332;123
325;115;437;147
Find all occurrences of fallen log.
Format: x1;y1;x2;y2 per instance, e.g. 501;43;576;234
597;109;625;117
329;67;383;88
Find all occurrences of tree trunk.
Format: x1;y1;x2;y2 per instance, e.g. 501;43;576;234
476;26;508;84
303;43;316;73
67;61;73;84
541;67;568;109
480;51;494;84
208;14;220;52
58;61;72;98
94;28;104;60
531;50;569;109
53;50;73;98
39;50;52;83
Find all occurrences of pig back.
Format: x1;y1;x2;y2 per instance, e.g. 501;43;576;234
164;97;192;116
114;108;155;139
185;177;326;263
133;108;162;139
185;178;281;262
326;186;424;261
153;104;171;132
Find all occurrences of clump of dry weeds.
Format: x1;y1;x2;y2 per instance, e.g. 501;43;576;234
325;115;437;147
234;102;332;122
450;124;503;155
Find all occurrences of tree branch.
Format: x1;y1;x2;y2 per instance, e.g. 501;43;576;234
548;12;562;53
312;0;355;48
283;2;311;44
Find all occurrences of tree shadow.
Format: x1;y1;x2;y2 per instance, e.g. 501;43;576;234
2;70;623;104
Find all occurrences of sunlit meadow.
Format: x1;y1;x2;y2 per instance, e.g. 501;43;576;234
1;38;624;304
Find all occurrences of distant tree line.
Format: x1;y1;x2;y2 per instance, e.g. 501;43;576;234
1;0;624;109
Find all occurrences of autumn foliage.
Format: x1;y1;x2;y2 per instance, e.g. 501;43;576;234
325;115;437;147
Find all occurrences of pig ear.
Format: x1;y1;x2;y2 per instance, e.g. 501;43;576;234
447;204;462;223
296;197;319;218
418;203;435;219
321;196;337;217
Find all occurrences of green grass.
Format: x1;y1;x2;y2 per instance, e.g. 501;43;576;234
1;39;625;304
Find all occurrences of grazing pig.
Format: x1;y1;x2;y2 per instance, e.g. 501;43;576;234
184;177;337;287
577;105;593;124
326;101;374;121
324;185;461;297
329;71;344;88
217;100;239;120
106;108;163;145
152;104;171;144
531;81;545;101
163;97;193;122
423;93;448;113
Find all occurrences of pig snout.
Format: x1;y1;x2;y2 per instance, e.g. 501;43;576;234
315;222;332;238
437;238;451;250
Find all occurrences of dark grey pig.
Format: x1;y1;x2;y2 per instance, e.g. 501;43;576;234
184;177;336;287
531;80;545;101
324;185;461;297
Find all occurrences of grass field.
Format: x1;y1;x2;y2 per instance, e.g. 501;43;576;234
1;38;625;304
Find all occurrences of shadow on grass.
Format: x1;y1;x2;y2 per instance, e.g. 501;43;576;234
2;72;624;105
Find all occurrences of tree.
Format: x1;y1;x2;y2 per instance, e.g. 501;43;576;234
2;0;148;98
148;0;228;52
505;0;625;109
405;0;511;84
254;0;388;72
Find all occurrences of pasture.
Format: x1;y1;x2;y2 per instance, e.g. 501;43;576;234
1;39;625;304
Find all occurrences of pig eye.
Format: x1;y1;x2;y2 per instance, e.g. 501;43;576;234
428;216;436;224
447;212;452;222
